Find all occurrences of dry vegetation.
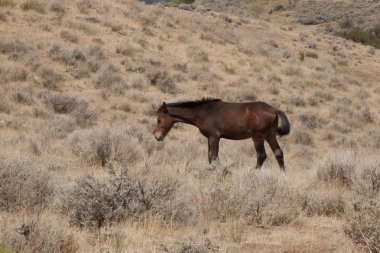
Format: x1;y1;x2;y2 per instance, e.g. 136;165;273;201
0;0;379;252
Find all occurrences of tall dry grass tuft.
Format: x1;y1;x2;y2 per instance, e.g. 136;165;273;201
354;156;380;198
301;190;346;217
316;150;355;187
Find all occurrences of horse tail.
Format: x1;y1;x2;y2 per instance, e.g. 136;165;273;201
276;110;290;136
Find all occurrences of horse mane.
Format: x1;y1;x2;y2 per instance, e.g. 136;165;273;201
166;98;221;108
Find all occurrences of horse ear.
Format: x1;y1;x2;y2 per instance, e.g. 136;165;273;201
162;102;168;113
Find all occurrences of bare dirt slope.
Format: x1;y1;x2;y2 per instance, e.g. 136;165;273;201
0;0;379;252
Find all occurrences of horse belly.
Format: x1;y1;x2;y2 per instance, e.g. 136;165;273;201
220;124;254;140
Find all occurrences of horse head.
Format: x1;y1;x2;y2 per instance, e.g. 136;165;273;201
154;102;175;141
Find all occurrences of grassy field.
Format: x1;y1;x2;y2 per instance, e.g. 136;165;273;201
0;0;379;252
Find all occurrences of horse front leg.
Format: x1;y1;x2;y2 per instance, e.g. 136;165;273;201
208;136;220;165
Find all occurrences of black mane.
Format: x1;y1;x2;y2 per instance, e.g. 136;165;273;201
167;98;221;108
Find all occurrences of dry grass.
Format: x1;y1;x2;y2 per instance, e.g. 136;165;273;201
20;0;45;13
345;199;380;253
0;0;379;252
0;214;78;253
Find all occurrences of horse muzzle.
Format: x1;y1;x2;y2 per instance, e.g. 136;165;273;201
154;132;164;141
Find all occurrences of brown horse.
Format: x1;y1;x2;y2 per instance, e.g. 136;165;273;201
153;99;290;171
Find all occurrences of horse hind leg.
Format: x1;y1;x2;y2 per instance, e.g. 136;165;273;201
253;138;267;169
266;132;285;171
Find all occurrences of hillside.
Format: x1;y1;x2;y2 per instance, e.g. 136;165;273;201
0;0;379;252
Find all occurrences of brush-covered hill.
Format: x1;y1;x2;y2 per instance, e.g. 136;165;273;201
0;0;379;252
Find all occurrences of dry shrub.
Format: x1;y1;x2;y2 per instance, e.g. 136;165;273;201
68;127;141;166
0;94;12;114
0;66;28;83
0;0;14;7
289;96;306;107
345;199;380;252
94;65;127;94
316;150;355;187
262;194;301;226
314;90;334;103
237;40;254;55
200;24;237;45
161;237;217;253
199;170;300;226
44;94;85;113
63;173;138;228
0;157;53;212
76;0;91;13
27;55;41;71
87;45;105;59
0;11;7;22
0;39;30;60
292;130;313;146
302;190;345;217
305;51;318;58
269;85;280;94
9;88;33;105
47;44;86;66
283;66;302;76
355;158;380;197
60;31;78;43
187;45;208;62
173;63;188;73
150;181;199;225
87;45;105;72
61;171;178;228
20;0;45;13
147;70;177;94
298;112;325;129
39;67;64;89
188;66;219;88
50;0;65;15
46;116;77;138
0;216;78;253
43;93;97;127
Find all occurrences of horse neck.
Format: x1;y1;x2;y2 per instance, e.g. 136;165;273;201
167;107;198;125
